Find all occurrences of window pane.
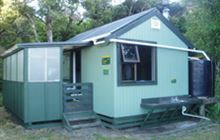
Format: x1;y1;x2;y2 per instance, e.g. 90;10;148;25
3;58;7;80
29;48;46;82
11;54;17;81
6;56;11;80
47;48;60;81
121;44;140;63
137;46;152;81
122;63;135;81
17;50;24;82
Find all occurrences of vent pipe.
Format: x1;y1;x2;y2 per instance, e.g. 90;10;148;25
162;0;170;20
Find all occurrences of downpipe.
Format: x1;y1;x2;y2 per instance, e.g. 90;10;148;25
181;106;211;121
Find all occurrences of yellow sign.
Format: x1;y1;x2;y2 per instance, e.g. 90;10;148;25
102;56;111;65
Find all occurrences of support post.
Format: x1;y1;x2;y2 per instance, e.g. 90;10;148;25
199;105;205;116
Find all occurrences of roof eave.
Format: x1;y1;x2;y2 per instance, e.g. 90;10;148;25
1;41;93;58
17;41;92;48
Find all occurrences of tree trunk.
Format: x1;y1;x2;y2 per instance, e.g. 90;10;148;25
26;14;40;42
45;7;53;42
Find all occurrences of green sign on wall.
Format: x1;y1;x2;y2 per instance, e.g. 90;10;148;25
102;56;111;65
103;69;109;75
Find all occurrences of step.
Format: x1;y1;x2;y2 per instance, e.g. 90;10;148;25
68;115;97;122
64;111;95;118
71;121;101;129
63;111;101;130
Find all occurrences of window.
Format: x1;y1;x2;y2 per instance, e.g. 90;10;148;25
121;44;140;63
28;48;60;82
119;43;156;85
47;48;60;81
17;50;24;82
11;54;17;81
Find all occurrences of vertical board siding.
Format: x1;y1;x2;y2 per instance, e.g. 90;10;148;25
113;16;189;117
2;81;25;121
27;82;62;122
81;44;115;117
28;83;45;122
45;83;62;120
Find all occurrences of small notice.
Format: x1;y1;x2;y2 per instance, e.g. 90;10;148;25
171;78;177;84
102;56;111;65
151;18;161;30
103;69;109;75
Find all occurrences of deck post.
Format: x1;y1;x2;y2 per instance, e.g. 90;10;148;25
199;104;205;116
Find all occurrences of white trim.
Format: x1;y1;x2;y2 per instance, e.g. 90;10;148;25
110;38;211;61
72;52;76;83
82;33;111;42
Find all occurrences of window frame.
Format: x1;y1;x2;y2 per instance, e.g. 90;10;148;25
117;41;157;86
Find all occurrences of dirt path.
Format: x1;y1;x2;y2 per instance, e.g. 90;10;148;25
0;107;219;140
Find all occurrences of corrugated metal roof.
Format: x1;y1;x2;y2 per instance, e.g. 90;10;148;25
68;8;156;42
67;7;194;49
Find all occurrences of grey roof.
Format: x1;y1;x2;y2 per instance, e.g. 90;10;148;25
68;8;156;42
68;7;194;49
1;41;92;58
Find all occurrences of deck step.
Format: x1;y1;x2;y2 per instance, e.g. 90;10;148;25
68;115;97;122
63;111;101;130
71;121;100;129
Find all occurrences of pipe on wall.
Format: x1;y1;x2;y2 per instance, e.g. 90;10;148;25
110;38;211;61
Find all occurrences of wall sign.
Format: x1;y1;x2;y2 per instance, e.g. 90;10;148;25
151;18;161;30
103;69;109;75
102;56;111;65
171;78;177;84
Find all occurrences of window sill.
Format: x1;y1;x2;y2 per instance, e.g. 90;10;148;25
118;80;157;86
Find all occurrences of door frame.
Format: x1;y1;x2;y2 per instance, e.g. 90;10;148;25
72;51;76;83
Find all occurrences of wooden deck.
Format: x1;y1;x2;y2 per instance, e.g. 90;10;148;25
62;83;100;130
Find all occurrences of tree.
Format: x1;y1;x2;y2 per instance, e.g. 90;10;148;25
16;1;40;42
112;0;161;20
0;0;20;48
184;0;220;70
82;0;113;27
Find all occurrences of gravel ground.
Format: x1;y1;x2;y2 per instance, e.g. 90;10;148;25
0;107;219;140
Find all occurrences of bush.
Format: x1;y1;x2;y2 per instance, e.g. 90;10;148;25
0;93;2;107
215;75;220;97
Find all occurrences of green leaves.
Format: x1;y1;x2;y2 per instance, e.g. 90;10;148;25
184;0;220;62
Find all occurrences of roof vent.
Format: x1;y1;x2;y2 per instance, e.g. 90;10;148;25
163;7;170;20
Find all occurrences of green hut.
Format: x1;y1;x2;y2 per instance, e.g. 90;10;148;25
1;8;214;129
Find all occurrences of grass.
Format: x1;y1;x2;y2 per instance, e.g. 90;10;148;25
95;134;135;140
160;127;220;140
0;107;70;140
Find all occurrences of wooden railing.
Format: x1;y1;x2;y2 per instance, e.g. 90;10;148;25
63;83;93;113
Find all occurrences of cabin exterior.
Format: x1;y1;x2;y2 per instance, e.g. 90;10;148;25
1;8;214;129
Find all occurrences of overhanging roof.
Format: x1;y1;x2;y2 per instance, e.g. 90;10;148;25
1;41;92;57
